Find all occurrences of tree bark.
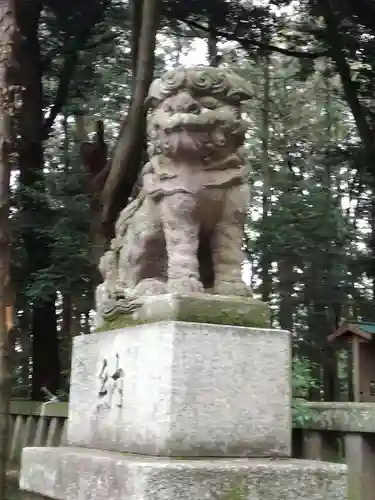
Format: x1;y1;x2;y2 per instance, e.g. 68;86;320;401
101;0;160;236
42;1;111;137
60;293;72;395
14;2;61;401
0;1;18;496
207;20;218;65
278;259;294;332
131;0;143;84
260;48;272;304
17;308;30;396
322;71;339;401
79;116;107;268
319;1;375;293
319;0;375;163
31;298;60;400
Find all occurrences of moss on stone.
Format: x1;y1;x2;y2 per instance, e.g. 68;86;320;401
94;315;146;332
174;298;270;329
95;307;269;333
94;293;270;333
223;480;249;500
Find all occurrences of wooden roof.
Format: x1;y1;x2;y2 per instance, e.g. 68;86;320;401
328;321;375;342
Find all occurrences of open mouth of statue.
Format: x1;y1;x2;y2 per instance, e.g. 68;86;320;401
166;129;210;154
163;112;218;133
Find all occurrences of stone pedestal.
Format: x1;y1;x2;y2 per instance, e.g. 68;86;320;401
19;294;347;500
67;320;291;457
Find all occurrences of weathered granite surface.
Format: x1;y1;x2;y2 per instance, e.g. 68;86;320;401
96;293;270;331
67;321;291;457
20;447;347;500
95;67;255;328
300;402;375;433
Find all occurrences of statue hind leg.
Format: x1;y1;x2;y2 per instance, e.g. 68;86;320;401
119;196;168;298
132;230;168;296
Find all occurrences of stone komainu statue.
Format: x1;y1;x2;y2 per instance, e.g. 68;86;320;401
96;66;253;325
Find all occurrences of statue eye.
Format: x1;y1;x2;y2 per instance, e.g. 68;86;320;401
188;102;201;114
162;101;174;113
200;97;220;109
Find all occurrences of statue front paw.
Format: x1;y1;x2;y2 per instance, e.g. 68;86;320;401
167;277;204;294
214;280;252;297
134;279;167;296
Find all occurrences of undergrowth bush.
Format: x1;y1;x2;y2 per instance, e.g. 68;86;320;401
292;356;318;426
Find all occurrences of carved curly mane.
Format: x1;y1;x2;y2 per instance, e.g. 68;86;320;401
95;67;254;327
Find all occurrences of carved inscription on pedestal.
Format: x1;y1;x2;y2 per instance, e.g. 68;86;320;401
96;352;124;411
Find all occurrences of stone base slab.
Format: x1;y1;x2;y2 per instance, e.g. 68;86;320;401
68;321;291;457
20;446;347;500
97;293;271;331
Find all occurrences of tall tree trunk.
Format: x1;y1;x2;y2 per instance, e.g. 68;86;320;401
131;0;142;85
278;259;294;332
83;312;91;335
207;20;218;65
306;299;323;401
260;48;272;303
318;2;375;307
17;308;30;396
59;118;80;395
60;294;72;395
15;2;60;401
0;1;18;496
318;0;375;162
322;70;338;401
31;299;59;400
79;116;107;270
101;0;160;237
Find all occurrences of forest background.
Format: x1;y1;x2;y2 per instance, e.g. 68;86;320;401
0;0;373;413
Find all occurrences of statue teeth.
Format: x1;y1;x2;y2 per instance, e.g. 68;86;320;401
95;67;253;328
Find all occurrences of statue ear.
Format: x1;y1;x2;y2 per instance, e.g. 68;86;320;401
144;95;158;109
145;78;164;109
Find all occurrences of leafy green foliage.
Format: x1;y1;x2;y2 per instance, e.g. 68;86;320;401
7;0;375;404
239;52;373;398
292;356;318;426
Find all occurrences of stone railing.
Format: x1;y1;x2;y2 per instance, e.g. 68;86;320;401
7;399;375;499
7;400;68;479
294;402;375;500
